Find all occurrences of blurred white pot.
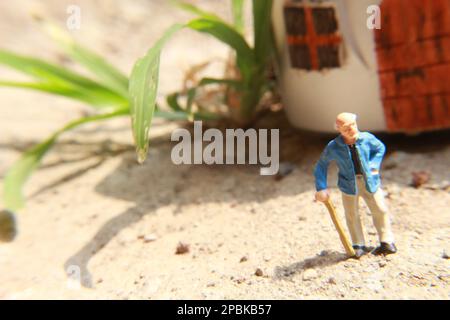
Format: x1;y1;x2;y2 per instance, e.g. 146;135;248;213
272;0;450;133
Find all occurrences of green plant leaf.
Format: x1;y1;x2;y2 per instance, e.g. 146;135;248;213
172;0;249;54
232;0;245;34
46;25;129;98
235;0;275;120
129;23;184;164
199;77;243;90
0;80;128;109
0;50;102;89
155;109;220;121
186;87;196;113
154;109;190;120
0;50;126;109
170;0;222;21
252;0;274;64
60;43;129;98
3;108;128;211
187;18;254;68
174;2;254;81
166;92;183;112
3;139;54;212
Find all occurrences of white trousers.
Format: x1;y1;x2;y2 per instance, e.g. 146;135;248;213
341;175;394;246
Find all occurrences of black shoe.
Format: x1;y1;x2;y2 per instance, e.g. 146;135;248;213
363;246;374;253
372;242;397;256
352;245;370;259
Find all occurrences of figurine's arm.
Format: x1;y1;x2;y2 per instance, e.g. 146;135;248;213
314;144;332;192
368;134;386;174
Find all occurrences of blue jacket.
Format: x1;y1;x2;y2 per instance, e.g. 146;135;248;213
314;132;386;195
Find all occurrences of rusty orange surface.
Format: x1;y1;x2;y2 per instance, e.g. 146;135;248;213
375;0;450;132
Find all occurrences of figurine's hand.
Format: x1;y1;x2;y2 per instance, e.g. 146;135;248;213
371;168;379;175
315;190;330;203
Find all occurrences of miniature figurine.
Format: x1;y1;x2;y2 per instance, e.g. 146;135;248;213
314;113;397;258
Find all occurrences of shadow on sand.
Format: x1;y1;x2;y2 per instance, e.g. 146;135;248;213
273;251;349;280
30;116;447;288
62;116;318;287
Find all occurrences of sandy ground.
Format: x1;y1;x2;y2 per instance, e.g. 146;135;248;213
0;0;449;299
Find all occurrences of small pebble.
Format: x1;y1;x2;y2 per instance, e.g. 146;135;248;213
235;277;246;284
175;242;190;254
411;171;431;188
255;268;264;277
319;250;331;257
142;234;158;243
302;269;318;281
240;256;248;263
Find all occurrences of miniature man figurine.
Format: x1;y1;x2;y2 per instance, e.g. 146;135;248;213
314;113;397;258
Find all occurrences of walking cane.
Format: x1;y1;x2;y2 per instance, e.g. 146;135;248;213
323;199;355;257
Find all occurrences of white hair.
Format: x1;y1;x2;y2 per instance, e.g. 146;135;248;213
334;113;357;130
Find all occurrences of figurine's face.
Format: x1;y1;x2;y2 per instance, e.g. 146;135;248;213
337;119;359;141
